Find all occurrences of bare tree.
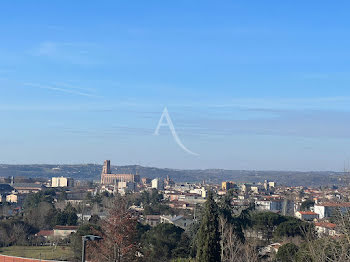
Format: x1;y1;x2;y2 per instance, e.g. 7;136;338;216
220;216;259;262
87;198;140;262
299;207;350;262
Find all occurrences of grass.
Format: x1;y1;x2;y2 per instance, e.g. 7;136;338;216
0;245;73;261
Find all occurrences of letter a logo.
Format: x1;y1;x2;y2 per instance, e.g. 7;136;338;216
154;107;199;156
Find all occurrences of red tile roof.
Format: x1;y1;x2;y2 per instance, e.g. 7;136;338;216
53;226;78;230
315;222;337;229
36;230;54;237
298;211;318;215
317;202;350;207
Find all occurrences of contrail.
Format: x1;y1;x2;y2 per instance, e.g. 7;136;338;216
24;83;99;98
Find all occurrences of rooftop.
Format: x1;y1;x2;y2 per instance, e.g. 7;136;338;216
298;211;318;215
316;202;350;207
315;222;337;229
53;226;78;230
0;184;13;192
13;183;45;189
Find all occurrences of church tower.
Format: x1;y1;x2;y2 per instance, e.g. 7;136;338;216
101;160;111;183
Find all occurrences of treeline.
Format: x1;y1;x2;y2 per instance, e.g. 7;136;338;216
3;189;350;261
69;191;315;262
23;189;78;229
0;189;78;247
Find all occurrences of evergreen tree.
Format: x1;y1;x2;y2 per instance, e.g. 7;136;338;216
196;191;221;262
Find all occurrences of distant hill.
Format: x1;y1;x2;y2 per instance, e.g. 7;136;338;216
0;164;346;187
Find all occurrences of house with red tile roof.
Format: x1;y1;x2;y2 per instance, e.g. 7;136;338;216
295;211;319;221
315;222;338;236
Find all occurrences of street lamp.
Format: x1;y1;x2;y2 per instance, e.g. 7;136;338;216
82;235;103;262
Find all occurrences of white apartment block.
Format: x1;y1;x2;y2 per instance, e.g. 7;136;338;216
51;176;74;187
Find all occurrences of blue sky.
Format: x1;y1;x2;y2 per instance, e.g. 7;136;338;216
1;1;350;171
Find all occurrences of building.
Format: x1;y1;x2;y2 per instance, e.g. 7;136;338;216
12;183;45;194
101;160;140;185
0;184;13;194
145;215;161;227
189;187;207;198
113;181;136;195
35;230;54;240
251;186;260;194
315;222;338;236
141;177;151;185
53;225;78;239
117;181;135;191
264;180;269;191
241;184;251;193
256;199;283;212
151;178;164;190
0;184;14;202
295;211;319;221
51;176;74;187
160;215;193;229
281;199;295;216
6;193;21;203
255;196;295;216
268;181;276;188
222;181;235;191
164;175;175;187
314;202;350;219
168;201;196;210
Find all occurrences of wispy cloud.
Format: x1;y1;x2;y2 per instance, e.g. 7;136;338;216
52;82;97;93
173;108;350;139
204;97;350;111
33;41;99;65
24;83;101;98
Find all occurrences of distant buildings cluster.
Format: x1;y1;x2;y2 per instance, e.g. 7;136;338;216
1;159;350;241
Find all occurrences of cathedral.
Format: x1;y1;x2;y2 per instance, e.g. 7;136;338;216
100;160;140;185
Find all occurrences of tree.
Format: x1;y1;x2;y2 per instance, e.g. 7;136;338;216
24;201;57;230
294;210;350;262
67;212;78;226
274;219;313;240
143;203;173;215
196;191;221;262
136;222;150;243
87;199;139;262
142;223;185;261
24;190;55;209
276;243;299;262
55;211;69;226
0;220;36;247
172;233;191;259
250;212;287;242
70;223;101;260
219;218;259;262
54;203;78;226
58;190;68;201
300;200;314;211
218;193;250;243
89;214;101;225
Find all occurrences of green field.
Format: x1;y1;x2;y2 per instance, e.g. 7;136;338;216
0;246;73;261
